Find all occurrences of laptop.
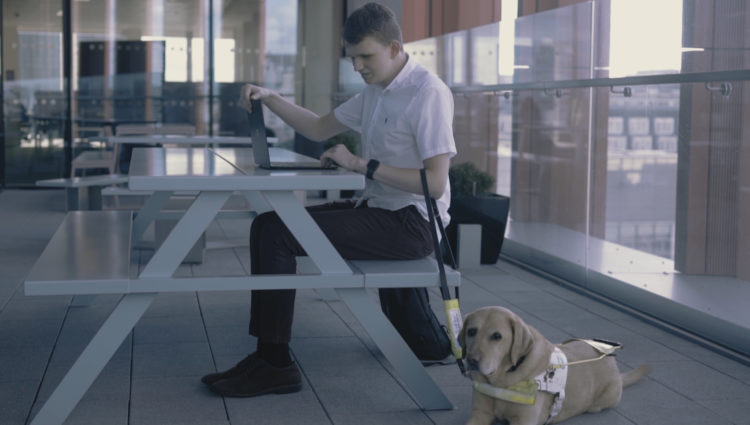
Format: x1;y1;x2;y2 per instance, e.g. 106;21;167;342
248;99;336;170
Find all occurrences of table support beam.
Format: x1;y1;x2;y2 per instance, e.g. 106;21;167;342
264;191;351;274
335;288;453;411
29;293;156;425
131;190;173;244
141;191;230;277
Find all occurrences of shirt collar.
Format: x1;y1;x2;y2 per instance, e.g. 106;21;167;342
382;54;415;93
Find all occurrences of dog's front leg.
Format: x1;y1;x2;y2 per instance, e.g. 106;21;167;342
466;393;498;425
465;412;496;425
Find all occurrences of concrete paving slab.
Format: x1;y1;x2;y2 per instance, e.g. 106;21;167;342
304;366;418;414
132;341;214;378
130;376;229;425
223;387;330;425
0;380;42;425
134;314;208;345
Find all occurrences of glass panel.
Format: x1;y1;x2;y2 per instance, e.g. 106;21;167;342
70;0;202;174
506;87;592;283
405;0;749;298
214;0;298;141
2;0;299;183
603;83;679;263
513;2;593;83
605;0;749;77
607;0;684;77
3;0;65;184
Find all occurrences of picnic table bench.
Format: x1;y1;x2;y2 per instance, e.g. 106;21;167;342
24;146;460;425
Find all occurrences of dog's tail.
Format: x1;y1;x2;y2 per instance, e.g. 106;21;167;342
621;365;651;387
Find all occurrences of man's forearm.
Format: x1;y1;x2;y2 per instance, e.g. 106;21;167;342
369;154;451;198
262;93;345;142
261;93;323;140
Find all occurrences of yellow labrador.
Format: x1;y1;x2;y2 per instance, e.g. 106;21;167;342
460;306;650;425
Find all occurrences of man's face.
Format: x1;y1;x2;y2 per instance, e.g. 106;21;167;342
345;36;400;86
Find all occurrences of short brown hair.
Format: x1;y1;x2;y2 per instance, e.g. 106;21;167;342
343;2;402;46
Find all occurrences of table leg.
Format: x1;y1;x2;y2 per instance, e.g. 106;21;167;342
263;191;350;273
29;293;156;425
336;288;453;411
242;191;271;214
140;191;231;278
131;190;173;244
265;190;452;410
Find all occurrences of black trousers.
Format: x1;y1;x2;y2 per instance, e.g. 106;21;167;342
248;201;434;343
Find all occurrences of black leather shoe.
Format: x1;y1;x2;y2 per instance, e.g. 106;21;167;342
209;357;302;397
201;353;260;386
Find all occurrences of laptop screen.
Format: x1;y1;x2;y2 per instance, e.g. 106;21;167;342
248;99;272;167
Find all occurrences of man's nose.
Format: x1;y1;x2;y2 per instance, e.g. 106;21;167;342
352;58;364;71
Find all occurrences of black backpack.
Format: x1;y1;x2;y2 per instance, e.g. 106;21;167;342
377;169;460;363
378;286;451;361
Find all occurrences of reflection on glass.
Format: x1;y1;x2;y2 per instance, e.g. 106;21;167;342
497;0;517;78
471;26;499;85
609;0;683;77
450;33;465;85
605;84;679;260
405;38;438;77
513;2;593;84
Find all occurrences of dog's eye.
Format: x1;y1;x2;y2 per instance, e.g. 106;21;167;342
467;328;477;337
491;332;502;341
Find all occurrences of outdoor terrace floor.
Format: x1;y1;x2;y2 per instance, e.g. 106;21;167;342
1;189;749;425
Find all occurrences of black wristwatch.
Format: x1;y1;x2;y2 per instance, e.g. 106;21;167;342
366;159;380;180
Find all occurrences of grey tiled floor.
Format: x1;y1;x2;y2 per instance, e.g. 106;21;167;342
1;189;750;425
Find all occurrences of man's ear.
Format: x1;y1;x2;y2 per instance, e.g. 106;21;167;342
389;40;402;57
509;317;534;367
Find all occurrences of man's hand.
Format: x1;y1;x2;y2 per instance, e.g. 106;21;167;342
239;84;277;112
320;144;366;172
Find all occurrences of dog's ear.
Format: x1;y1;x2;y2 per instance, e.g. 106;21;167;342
509;316;534;367
458;313;470;351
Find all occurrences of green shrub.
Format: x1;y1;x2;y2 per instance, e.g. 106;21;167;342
449;162;495;196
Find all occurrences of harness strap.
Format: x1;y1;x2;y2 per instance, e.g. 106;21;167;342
472;380;537;405
552;338;622;367
470;348;568;424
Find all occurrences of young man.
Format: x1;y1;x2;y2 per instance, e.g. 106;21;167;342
202;2;456;397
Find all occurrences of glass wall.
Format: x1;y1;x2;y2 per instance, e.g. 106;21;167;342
1;0;298;185
2;0;65;184
406;0;750;355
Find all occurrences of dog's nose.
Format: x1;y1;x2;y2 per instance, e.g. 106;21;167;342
467;357;479;371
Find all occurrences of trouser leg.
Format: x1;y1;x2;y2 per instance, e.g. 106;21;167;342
249;202;433;343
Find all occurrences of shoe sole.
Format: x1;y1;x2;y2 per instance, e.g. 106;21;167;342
211;383;303;398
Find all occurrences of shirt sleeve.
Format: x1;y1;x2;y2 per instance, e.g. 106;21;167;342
333;92;364;133
411;82;457;161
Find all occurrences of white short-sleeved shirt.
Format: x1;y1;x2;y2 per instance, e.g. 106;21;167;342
334;55;457;225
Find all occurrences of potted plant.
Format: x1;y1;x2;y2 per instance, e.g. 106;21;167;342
445;162;510;265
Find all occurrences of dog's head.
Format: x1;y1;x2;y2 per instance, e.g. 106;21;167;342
459;306;534;378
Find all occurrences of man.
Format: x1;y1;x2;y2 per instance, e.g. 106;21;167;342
202;2;456;397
